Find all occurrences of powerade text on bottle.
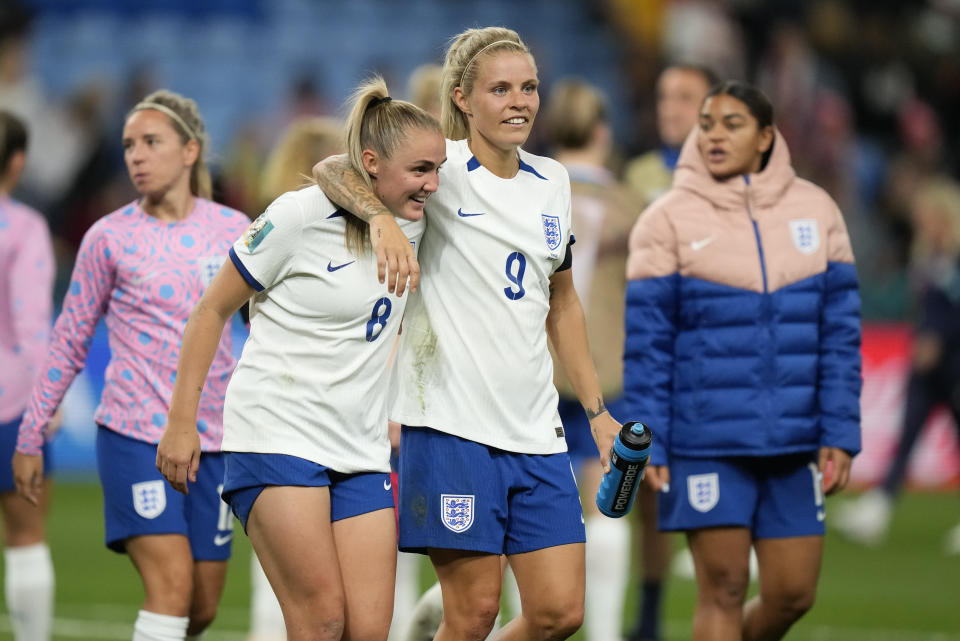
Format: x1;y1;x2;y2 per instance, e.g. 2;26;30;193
595;421;653;518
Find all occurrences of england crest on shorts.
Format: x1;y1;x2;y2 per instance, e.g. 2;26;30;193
440;494;475;533
132;480;167;519
197;255;223;287
687;473;719;513
541;214;562;252
789;219;820;255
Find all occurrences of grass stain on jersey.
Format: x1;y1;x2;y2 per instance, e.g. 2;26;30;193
411;323;439;412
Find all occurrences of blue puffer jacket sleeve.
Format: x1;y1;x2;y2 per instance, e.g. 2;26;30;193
817;203;862;455
624;205;679;466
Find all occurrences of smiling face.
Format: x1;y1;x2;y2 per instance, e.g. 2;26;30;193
363;126;446;222
455;50;540;155
696;94;773;180
122;109;198;198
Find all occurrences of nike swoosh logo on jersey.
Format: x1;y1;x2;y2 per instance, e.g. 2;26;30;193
457;208;485;217
214;532;234;546
327;260;355;272
690;237;715;251
383;479;392;491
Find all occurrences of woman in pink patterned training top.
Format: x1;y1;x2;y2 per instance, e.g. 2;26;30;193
0;110;56;641
13;90;249;641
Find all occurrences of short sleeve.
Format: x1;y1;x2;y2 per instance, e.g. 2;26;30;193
229;194;305;292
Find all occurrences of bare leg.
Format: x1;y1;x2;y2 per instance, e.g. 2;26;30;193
429;550;502;641
246;486;345;641
742;536;821;641
496;543;584;641
686;527;751;641
333;508;397;641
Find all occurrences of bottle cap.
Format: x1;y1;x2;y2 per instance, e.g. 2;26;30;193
621;421;652;450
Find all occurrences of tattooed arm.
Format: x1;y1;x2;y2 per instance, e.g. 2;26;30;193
313;154;420;295
546;269;621;473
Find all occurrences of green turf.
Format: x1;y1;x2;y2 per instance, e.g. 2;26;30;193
1;483;957;640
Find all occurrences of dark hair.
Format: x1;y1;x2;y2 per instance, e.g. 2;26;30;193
705;81;775;169
705;80;774;129
663;63;719;91
0;110;27;173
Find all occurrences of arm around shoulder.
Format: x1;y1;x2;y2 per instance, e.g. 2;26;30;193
312;154;419;295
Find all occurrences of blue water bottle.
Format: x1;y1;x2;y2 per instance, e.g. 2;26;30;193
595;421;653;518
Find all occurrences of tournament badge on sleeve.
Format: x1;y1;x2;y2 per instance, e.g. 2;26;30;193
789;219;820;255
687;473;719;513
244;213;275;252
440;494;475;533
541;213;562;255
131;480;167;519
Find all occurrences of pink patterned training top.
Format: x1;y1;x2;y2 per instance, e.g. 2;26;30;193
0;196;55;423
16;199;250;455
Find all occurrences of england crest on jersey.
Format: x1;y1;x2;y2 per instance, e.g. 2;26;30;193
441;494;475;533
197;255;224;287
687;473;719;513
789;219;820;255
132;480;167;519
541;214;562;252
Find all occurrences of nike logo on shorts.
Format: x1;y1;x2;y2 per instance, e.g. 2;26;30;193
327;260;355;272
214;532;234;546
457;208;485;218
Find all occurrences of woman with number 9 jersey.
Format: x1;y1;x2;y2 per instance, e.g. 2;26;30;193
157;76;445;641
315;27;623;641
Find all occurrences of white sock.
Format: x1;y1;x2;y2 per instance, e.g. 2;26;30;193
132;610;189;641
250;554;286;641
4;542;54;641
388;551;420;641
584;516;630;641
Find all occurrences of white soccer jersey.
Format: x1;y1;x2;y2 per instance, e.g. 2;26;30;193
389;139;573;454
224;185;424;473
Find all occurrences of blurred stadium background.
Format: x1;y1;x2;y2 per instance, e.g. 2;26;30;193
0;0;958;639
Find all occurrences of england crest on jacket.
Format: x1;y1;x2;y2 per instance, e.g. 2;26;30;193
789;219;820;255
542;213;562;256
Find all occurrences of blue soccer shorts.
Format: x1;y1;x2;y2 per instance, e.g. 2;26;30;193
658;452;826;539
221;452;395;531
398;426;586;555
0;415;52;492
96;425;233;560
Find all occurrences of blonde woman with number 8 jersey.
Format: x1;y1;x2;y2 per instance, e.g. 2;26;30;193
157;77;445;641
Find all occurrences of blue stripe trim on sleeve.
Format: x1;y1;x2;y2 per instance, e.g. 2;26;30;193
229;247;265;292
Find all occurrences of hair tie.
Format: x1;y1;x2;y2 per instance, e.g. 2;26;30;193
130;101;198;141
459;39;520;87
368;96;393;110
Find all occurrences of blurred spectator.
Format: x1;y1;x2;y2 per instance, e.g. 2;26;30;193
259;116;342;211
544;77;641;641
0;2;92;218
620;62;714;641
835;176;960;554
623;64;715;211
406;63;443;120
